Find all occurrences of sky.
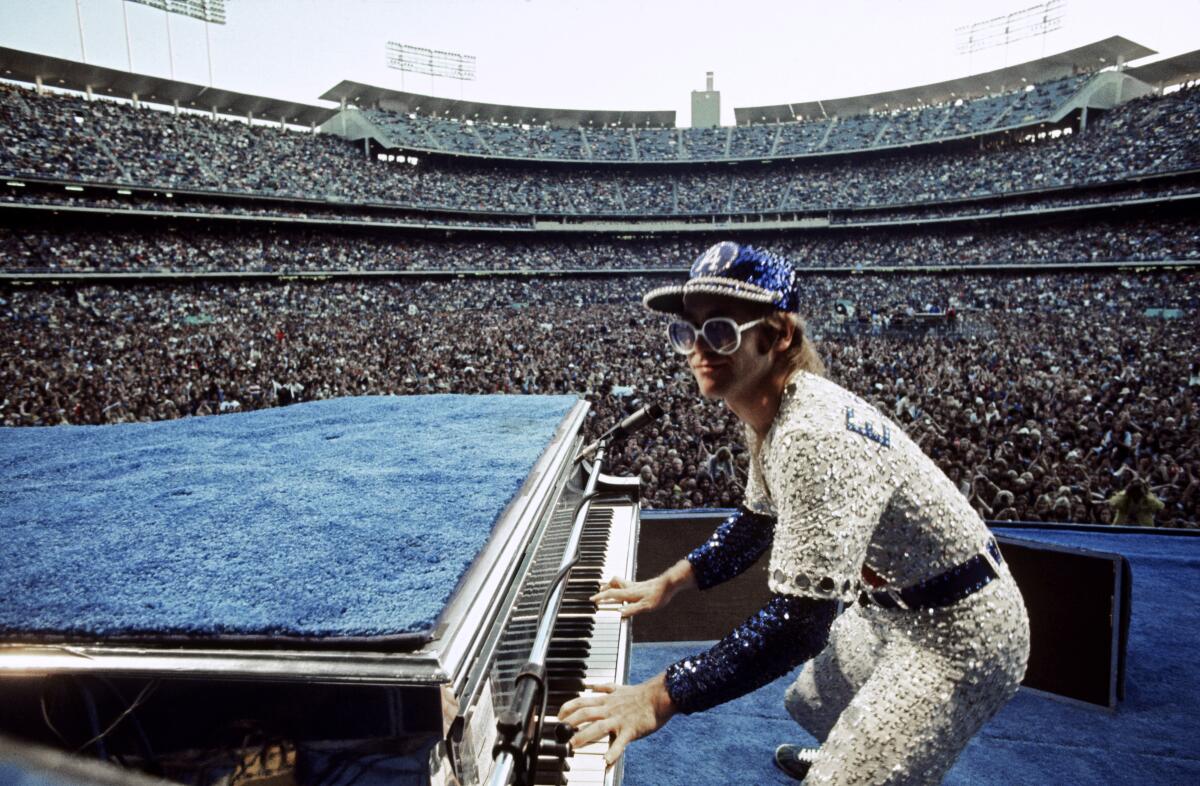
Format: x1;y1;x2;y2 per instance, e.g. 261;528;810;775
1;0;1198;125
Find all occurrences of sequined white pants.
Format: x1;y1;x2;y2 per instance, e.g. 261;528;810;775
784;568;1030;786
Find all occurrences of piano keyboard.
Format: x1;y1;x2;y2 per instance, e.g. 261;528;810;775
481;495;637;786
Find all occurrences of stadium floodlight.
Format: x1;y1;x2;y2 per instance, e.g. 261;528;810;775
121;1;225;85
955;0;1064;57
126;0;227;24
386;42;477;81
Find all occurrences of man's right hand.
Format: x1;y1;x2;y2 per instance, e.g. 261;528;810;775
591;576;675;618
590;559;696;618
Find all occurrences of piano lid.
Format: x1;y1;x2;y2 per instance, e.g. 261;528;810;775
0;395;590;686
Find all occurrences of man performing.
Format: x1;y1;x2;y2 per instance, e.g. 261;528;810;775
559;242;1030;784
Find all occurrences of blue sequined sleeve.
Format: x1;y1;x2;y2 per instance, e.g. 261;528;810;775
686;506;776;590
663;594;837;715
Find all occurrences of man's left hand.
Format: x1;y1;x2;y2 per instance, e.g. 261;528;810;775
558;673;677;765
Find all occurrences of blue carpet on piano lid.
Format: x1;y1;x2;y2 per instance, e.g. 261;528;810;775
625;527;1200;785
0;394;577;642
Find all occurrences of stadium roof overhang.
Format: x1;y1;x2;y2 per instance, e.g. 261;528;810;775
1127;49;1200;87
0;46;337;126
734;36;1158;124
320;81;675;128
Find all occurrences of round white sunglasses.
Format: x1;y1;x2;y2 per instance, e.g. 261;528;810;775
667;317;765;355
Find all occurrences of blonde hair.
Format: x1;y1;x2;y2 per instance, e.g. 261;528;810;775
745;311;824;459
766;311;825;379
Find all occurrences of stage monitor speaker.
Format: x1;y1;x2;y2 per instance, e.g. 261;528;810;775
995;534;1130;709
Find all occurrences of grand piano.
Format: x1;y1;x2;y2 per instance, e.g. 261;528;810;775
0;395;642;786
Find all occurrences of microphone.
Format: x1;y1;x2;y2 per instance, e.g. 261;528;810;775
575;402;665;464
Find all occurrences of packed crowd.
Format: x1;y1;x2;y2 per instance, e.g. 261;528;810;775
3;271;1196;527
3;218;1196;273
365;74;1088;161
834;179;1200;225
0;191;535;229
2;81;1198;217
6;176;1197;233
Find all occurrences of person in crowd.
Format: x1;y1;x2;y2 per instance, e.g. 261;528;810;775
1108;477;1166;526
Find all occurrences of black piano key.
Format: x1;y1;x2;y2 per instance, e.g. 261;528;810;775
551;620;595;631
531;754;571;785
550;628;595;639
551;677;586;693
547;671;588;683
547;692;578;709
539;740;571;759
547;643;590;658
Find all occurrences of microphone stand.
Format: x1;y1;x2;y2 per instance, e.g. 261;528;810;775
488;440;609;786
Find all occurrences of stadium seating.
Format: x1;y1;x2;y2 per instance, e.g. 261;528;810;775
1;75;1197;525
2;217;1196;274
2;81;1197;217
2;272;1196;527
349;75;1094;161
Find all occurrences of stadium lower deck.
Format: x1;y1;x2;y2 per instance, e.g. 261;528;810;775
3;271;1196;528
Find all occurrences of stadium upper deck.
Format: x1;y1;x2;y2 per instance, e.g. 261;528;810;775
1;38;1191;168
322;37;1167;163
3;77;1198;221
1;38;1199;236
343;72;1098;162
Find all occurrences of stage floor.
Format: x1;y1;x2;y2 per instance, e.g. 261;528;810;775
625;528;1200;785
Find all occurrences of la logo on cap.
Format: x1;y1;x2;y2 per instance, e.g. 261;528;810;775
692;242;738;276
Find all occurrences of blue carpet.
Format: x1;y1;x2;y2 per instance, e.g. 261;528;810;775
626;528;1200;785
0;395;576;644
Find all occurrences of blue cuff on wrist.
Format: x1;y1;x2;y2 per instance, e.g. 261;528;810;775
664;594;836;715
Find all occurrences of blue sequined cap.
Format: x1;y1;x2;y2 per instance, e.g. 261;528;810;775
643;241;800;315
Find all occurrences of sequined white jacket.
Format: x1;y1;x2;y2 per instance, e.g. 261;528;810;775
746;371;996;601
